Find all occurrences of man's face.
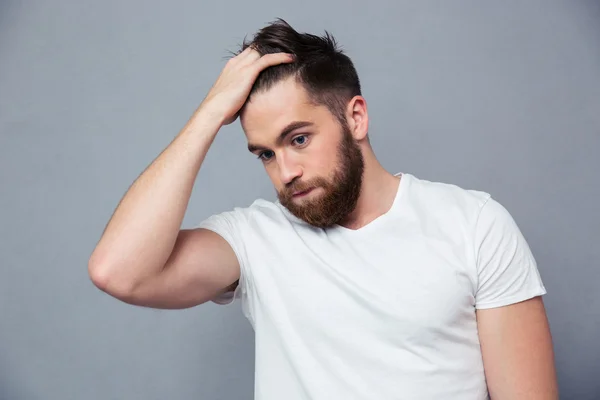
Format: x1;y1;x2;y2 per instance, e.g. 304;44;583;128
241;78;364;228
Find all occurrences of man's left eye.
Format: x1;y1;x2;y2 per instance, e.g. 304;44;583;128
293;135;307;145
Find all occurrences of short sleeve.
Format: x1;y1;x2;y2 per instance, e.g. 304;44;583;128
474;197;547;309
195;208;253;314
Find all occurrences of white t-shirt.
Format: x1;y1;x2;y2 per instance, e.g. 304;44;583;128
197;173;547;400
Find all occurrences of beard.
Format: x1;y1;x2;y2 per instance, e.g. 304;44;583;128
277;123;364;228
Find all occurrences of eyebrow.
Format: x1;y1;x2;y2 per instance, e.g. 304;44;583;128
247;121;314;153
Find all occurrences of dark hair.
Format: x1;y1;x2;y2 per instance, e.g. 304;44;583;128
239;19;361;125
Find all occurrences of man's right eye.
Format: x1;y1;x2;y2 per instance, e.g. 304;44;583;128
258;150;275;161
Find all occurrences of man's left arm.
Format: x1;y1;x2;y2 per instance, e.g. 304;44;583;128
472;197;558;399
476;296;558;399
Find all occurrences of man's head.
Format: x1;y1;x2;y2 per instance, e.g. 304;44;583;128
238;19;369;228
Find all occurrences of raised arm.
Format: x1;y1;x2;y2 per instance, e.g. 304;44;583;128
88;48;293;309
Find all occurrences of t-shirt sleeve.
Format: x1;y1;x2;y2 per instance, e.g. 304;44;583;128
195;208;252;310
473;197;547;309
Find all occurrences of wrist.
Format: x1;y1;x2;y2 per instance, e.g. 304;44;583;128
195;101;228;127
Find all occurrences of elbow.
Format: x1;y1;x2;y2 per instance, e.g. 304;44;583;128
88;250;112;291
88;260;111;292
88;253;137;299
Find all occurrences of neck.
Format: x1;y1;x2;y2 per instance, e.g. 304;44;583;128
339;150;401;230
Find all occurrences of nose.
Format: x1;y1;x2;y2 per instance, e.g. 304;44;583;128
277;153;302;186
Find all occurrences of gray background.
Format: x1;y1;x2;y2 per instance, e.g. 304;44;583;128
1;1;598;399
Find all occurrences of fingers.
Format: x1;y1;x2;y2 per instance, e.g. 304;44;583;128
254;52;295;71
231;46;295;73
237;47;262;66
236;45;257;61
239;45;255;56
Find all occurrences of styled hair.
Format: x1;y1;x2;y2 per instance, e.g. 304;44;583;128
239;19;361;125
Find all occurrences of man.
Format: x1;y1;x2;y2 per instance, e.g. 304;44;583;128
89;19;558;399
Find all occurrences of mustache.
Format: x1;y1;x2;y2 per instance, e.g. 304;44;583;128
280;178;327;198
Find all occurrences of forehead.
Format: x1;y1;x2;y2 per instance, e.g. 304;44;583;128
240;78;332;142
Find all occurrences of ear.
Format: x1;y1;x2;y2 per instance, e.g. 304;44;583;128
346;96;369;141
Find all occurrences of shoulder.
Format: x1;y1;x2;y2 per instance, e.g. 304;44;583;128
198;197;293;232
402;173;491;220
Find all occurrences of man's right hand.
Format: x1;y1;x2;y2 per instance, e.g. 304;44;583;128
88;45;295;310
201;47;295;125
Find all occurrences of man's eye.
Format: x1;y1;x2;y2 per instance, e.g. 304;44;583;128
258;150;274;161
292;135;308;146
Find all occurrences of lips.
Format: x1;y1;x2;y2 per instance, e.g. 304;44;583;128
292;188;314;197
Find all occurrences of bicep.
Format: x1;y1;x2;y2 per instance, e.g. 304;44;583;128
476;296;559;399
128;228;241;309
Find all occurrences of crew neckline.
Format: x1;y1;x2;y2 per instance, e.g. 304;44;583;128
332;172;407;234
276;172;410;234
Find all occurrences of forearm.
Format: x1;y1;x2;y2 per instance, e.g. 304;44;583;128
88;105;224;291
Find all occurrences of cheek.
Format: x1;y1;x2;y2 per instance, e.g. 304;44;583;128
264;163;283;189
307;149;338;176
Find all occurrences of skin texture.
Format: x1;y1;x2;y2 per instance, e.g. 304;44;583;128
247;101;364;227
477;297;559;399
241;76;400;230
88;48;295;308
